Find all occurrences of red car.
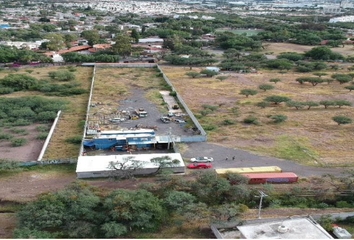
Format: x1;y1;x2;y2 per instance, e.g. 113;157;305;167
187;163;212;169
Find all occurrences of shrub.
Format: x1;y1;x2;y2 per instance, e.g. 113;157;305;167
202;104;218;111
334;99;352;108
258;84;275;91
332;115;352;125
269;78;281;84
264;95;291;105
11;128;28;135
11;137;27;147
200;69;218;77
336;201;351;208
48;70;75;81
216;76;228;81
0;87;14;95
202;124;217;131
65;135;82;144
36;125;50;132
319;100;336;109
243;115;259;125
25;70;34;74
36;132;48;140
185;71;200;78
256;101;269;108
199;109;213;116
0;133;13;140
169;91;177;97
13;119;31;126
66;66;77;72
240;89;258;98
286;101;304;110
303;101;319;110
345;85;354;91
317;202;329;209
36;111;57;122
231;106;239;116
270;114;287;123
332;73;352;84
0;74;38;91
222;119;235;125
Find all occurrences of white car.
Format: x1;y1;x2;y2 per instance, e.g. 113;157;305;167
190;156;214;162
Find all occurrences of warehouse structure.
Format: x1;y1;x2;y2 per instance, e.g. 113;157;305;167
76;153;185;178
211;216;333;239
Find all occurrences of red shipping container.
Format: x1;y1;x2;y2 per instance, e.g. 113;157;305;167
241;172;298;184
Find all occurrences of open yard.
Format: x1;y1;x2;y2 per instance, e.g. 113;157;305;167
0;66;92;160
261;42;354;57
160;65;354;166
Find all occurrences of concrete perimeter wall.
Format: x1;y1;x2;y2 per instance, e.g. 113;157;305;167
79;65;96;156
82;63;207;147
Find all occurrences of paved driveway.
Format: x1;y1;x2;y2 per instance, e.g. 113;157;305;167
183;142;352;177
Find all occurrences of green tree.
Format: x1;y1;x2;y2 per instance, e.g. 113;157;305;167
313;72;328;78
265;59;293;70
164;191;196;212
103;189;165;231
130;29;140;43
303;101;319;110
286;101;304;110
200;69;218;77
1;74;38;91
345;85;354;91
100;222;127;238
81;30;100;46
256;101;269;108
264;95;291;105
319;100;336;109
332;74;352;84
111;34;132;57
44;33;65;51
240;89;258;98
259;84;275;91
216;76;228;81
269;78;281;84
185;71;200;78
332;115;352;125
305;46;344;60
334;99;352;108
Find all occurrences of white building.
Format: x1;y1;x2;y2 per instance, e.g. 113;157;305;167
329;15;354;23
76;153;185;178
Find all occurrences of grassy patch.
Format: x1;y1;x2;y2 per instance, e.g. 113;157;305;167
25;163;77;173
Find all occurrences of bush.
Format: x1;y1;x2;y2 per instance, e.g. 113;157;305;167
11;137;27;147
66;66;77;72
65;135;82;144
36;132;48;140
317;202;329;209
240;89;258;98
48;70;75;81
243;115;259;125
11;128;28;134
200;69;218;77
202;104;218;111
221;119;235;125
36;111;57;122
0;74;38;91
259;84;275;91
185;71;200;78
36;125;50;132
0;87;14;95
216;76;228;81
336;201;351;208
264;95;291;105
332;115;352;125
256;101;269;108
199;109;213;116
169;91;177;97
25;69;34;74
0;159;20;171
270;114;287;123
0;133;13;140
269;78;281;84
202;124;217;131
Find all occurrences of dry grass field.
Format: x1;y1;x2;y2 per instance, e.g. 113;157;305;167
160;65;354;166
0;66;92;160
262;42;354;57
89;67;168;131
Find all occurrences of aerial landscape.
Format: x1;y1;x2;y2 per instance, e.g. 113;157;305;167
1;0;354;239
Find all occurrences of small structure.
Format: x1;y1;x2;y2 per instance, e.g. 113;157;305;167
206;66;220;72
76;153;185;178
211;216;333;239
333;226;352;239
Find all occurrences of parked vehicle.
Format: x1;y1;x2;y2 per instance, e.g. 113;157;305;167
135;108;148;117
131;115;139;120
172;104;179;110
160;116;171;123
109;118;125;123
241;172;298;184
215;166;282;177
190;156;214;162
168;112;174;117
187;162;212;169
175;119;186;124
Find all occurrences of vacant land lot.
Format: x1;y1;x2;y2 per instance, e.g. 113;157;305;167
160;65;354;166
90;67;191;135
262;42;354;57
0;66;92;160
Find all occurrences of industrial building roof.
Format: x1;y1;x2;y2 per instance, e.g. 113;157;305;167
237;218;333;239
76;153;185;173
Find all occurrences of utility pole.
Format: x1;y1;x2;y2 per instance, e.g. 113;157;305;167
256;191;268;219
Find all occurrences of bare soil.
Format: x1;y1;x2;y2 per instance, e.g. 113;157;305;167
160;65;354;166
0;124;46;161
0;213;16;239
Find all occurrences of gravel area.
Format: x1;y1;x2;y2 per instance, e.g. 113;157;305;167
183;142;351;177
117;88;194;136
